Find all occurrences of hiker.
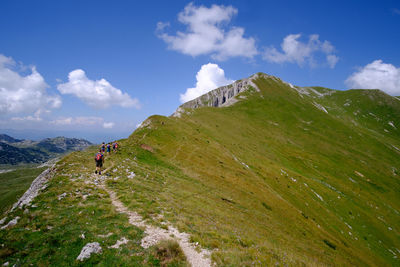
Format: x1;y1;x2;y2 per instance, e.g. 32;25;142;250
95;149;104;175
101;142;105;153
106;143;111;154
113;141;119;152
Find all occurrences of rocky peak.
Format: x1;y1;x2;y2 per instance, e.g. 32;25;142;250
172;73;272;117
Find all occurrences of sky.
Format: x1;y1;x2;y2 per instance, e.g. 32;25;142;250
0;0;399;143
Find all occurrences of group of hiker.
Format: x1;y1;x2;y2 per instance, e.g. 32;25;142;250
94;141;119;175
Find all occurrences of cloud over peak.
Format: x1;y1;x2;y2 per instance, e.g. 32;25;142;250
346;60;400;96
57;69;140;109
180;63;233;103
263;34;339;68
157;3;258;60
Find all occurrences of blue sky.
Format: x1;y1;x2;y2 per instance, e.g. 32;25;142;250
0;0;399;143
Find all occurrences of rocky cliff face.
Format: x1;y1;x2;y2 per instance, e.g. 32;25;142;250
173;73;270;117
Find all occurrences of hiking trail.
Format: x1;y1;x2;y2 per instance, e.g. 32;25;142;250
93;158;212;267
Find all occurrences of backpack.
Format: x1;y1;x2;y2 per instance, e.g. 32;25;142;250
95;153;103;161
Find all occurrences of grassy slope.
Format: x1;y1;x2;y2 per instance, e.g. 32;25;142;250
1;74;399;266
113;75;400;265
0;150;187;266
0;167;47;214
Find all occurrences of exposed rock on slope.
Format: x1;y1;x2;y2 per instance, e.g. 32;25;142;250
173;73;264;117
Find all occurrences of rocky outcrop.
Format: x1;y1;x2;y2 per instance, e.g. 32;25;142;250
76;242;102;261
0;216;20;230
11;166;56;211
172;73;269;117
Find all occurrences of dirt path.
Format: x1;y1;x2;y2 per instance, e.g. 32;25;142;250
94;162;212;267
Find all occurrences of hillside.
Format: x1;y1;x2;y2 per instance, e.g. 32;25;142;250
0;142;50;165
0;134;22;144
0;73;399;266
0;136;92;165
36;137;92;153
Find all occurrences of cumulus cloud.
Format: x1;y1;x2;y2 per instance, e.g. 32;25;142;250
263;34;339;68
345;60;400;95
0;54;61;116
180;63;233;103
157;3;258;60
57;69;140;109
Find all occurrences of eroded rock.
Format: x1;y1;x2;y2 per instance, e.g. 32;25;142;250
1;216;20;230
76;242;102;261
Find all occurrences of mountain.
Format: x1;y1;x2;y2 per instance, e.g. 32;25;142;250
0;136;92;165
36;137;92;153
0;134;22;144
0;142;49;165
0;73;399;266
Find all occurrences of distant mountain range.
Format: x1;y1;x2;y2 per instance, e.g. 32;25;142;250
0;134;92;165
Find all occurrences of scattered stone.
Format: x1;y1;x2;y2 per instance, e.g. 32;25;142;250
127;172;136;179
76;242;102;261
354;171;364;178
3;262;9;266
109;237;129;249
348;177;357;183
0;217;6;225
1;217;20;230
98;232;113;238
312;101;328;113
58;193;67;200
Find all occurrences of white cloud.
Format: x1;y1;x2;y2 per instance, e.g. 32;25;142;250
50;116;115;128
0;54;61;116
57;69;140;109
180;63;233;103
345;60;400;95
102;122;114;129
263;34;339;68
327;55;339;69
157;3;258;60
11;110;44;122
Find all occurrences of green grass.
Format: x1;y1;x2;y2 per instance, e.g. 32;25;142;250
0;166;47;214
0;149;188;266
110;75;399;265
1;73;399;266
